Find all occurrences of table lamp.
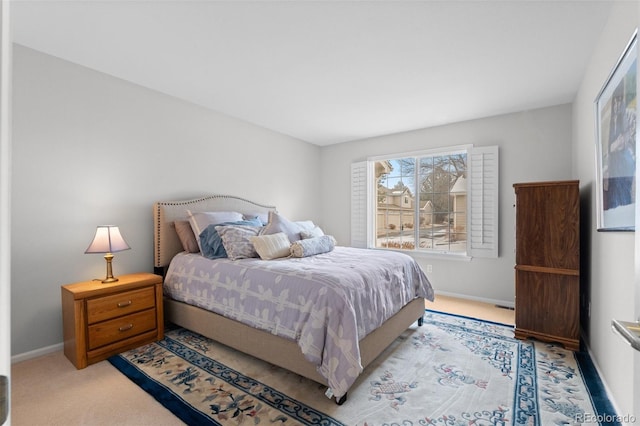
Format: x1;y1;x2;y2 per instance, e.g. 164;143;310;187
85;225;130;283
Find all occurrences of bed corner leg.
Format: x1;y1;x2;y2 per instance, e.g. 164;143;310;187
335;393;348;405
417;315;424;326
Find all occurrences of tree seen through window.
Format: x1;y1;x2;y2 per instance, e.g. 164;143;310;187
375;152;467;253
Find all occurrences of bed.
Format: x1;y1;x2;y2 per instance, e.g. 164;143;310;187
154;194;434;404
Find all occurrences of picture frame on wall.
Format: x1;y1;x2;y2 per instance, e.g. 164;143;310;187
595;29;637;232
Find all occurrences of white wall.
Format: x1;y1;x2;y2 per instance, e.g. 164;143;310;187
320;104;573;305
10;45;322;356
573;1;638;418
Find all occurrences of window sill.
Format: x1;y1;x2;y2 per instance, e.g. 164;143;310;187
369;247;472;262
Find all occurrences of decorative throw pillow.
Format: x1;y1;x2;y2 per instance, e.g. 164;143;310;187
300;226;325;239
174;220;199;253
187;210;244;252
199;218;262;259
290;235;336;258
250;232;291;260
215;225;262;260
261;211;306;242
295;220;316;231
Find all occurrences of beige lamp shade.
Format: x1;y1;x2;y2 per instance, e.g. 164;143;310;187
85;226;130;283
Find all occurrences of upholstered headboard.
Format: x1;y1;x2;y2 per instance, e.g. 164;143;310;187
153;194;276;270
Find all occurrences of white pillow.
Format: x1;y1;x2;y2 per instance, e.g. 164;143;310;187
187;210;244;252
295;220;316;231
300;226;325;239
250;232;291;260
262;211;304;242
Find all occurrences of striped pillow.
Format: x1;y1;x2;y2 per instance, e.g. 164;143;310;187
251;232;291;260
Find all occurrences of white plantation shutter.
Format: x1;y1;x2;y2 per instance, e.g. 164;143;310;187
350;161;368;248
469;145;499;258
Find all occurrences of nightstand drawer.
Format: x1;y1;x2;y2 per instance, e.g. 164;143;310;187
87;308;157;350
87;287;156;324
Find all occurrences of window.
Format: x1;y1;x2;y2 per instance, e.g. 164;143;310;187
351;145;498;258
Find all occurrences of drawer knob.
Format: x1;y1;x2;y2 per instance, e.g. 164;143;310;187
118;323;134;332
117;300;132;308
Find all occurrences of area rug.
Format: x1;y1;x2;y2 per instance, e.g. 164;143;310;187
108;310;618;425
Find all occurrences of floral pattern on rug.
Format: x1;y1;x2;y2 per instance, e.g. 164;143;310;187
536;344;591;424
176;328;214;354
411;330;450;352
351;313;604;426
368;370;418;410
434;364;488;389
110;312;612;426
425;312;515;379
115;329;344;425
202;380;276;423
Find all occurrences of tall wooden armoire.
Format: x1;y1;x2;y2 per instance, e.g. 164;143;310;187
513;180;580;351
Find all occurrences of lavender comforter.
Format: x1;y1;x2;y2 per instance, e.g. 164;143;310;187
164;246;434;398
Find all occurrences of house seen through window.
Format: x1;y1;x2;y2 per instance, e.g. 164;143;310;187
375;150;467;254
351;145;498;258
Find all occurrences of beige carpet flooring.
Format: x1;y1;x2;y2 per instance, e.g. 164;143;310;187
11;295;514;426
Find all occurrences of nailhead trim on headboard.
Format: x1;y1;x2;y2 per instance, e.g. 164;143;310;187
153;194;276;269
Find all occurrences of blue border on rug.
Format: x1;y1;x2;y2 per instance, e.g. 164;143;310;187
426;308;538;425
110;310;621;426
109;330;346;426
427;308;622;425
574;351;621;426
157;332;345;426
109;354;221;426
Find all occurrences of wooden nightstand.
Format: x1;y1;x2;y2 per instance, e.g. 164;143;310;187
61;272;164;369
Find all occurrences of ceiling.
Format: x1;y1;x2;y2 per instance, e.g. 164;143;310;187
11;0;613;146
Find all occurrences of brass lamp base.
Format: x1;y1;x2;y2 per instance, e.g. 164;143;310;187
101;253;119;283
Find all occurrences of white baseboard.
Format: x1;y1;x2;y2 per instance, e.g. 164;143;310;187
11;342;63;364
435;290;514;309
